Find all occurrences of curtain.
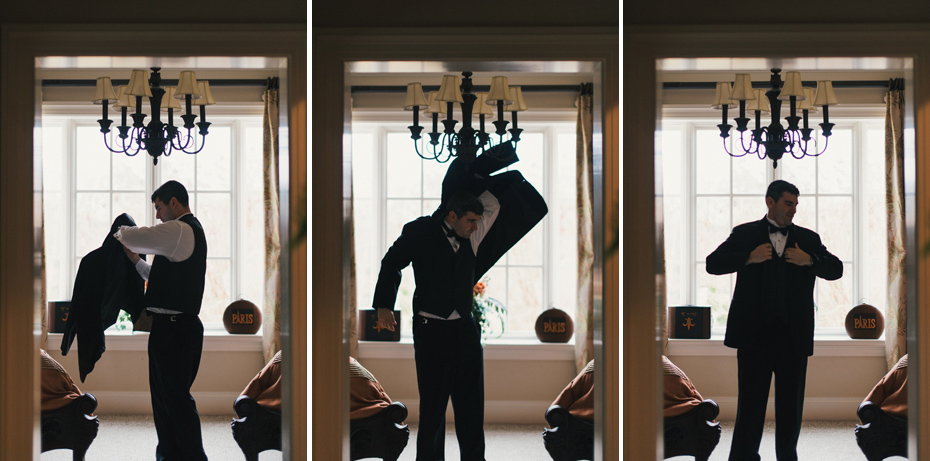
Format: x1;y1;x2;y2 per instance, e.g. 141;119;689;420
575;84;595;373
40;193;48;350
262;81;282;363
884;79;906;370
349;216;359;359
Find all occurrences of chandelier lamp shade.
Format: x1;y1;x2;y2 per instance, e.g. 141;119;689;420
714;68;839;169
93;67;215;165
404;71;527;163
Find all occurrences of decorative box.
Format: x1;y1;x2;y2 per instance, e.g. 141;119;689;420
360;309;401;341
668;305;711;339
48;301;71;333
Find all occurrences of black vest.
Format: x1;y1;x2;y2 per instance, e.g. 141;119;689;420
144;214;207;315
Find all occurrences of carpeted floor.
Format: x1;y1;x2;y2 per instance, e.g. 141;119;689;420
668;420;907;461
39;416;551;460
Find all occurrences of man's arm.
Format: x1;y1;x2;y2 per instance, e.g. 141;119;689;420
803;235;844;281
469;190;500;253
706;226;761;275
371;222;417;331
113;220;194;262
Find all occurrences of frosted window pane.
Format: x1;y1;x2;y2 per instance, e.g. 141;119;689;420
197;193;231;257
422;199;441;217
816;262;852;329
732;147;767;194
694;196;731;259
779;153;815;197
509;223;543;266
817;128;852;194
386;132;422;198
515;132;544;190
160;147;196;191
732;196;763;228
76;126;111;190
112;142;146;191
75;192;112;257
385;200;420;245
695;129;730;194
197;126;232;191
112;192;149;227
818;196;852;260
42;125;65;192
506;267;543;332
422;152;446;199
791;196;817;233
202;258;231;324
695;264;731;329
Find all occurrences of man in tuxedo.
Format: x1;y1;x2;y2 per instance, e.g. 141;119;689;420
706;179;843;461
372;143;546;461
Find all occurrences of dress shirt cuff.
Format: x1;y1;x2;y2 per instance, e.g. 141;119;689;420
134;258;151;281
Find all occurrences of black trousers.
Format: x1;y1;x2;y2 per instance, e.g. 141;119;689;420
729;323;808;461
412;314;485;461
148;313;207;461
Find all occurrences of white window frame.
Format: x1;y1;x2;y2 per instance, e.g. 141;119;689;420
661;106;886;338
351;110;577;341
41;105;265;333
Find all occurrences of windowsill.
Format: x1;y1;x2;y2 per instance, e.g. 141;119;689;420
667;331;886;357
358;337;575;361
46;331;263;352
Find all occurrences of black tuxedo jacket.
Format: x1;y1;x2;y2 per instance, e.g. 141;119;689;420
706;217;843;356
374;143;548;318
61;213;146;382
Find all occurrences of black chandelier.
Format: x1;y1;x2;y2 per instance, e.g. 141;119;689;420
92;67;215;165
404;71;527;164
714;68;839;169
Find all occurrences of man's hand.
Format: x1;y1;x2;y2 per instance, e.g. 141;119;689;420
785;242;812;266
376;308;397;332
122;244;141;264
746;243;773;265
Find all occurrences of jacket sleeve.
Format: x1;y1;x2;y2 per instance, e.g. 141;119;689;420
705;226;754;275
807;233;844;281
371;222;417;310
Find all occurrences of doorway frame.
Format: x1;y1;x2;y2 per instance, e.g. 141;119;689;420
0;24;307;459
624;25;930;459
311;27;619;459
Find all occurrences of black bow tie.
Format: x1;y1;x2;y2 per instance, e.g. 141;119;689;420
445;225;467;242
768;223;790;235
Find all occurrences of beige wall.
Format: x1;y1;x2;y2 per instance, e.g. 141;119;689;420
360;354;577;424
44;341;266;415
668;352;887;421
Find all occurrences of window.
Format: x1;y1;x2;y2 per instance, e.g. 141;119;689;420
352;116;578;338
661;113;888;333
42;111;267;331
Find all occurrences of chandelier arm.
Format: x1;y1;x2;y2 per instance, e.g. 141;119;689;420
102;131;132;154
812;135;830;156
737;129;760;156
179;133;208;155
170;128;195;151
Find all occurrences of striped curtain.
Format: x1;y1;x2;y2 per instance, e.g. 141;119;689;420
884;79;906;370
575;84;595;373
262;81;282;363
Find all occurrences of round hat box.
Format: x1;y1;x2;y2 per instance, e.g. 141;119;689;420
844;303;884;339
535;307;574;343
223;299;262;334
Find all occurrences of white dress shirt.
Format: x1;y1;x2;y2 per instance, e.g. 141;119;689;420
113;212;196;315
420;191;501;321
766;216;788;257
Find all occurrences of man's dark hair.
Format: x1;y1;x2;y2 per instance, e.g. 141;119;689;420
152;180;190;207
445;190;483;218
766;180;800;202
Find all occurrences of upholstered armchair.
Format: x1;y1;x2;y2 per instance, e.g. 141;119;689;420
349;356;409;461
40;349;99;461
231;351;282;461
662;355;721;461
855;354;908;461
543;360;594;461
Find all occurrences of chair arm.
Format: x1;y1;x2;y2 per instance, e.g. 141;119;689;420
382;402;408;424
234;394;257;418
545;404;571;428
696;399;720;422
857;400;880;425
75;393;98;416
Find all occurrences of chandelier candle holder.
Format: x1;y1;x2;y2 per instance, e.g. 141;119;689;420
93;67;216;165
713;68;839;169
404;71;527;163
